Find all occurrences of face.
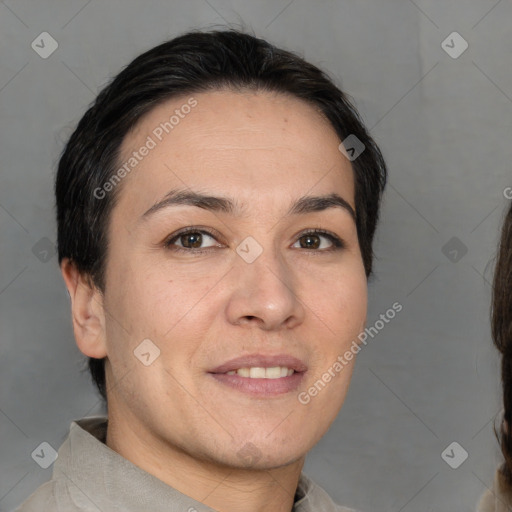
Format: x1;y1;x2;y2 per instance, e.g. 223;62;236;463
97;89;367;469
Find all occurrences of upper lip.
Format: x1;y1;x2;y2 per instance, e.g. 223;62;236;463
209;354;308;374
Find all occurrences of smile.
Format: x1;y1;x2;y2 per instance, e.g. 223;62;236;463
225;366;295;378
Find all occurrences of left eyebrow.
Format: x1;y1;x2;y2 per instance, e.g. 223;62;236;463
141;188;356;221
289;193;356;220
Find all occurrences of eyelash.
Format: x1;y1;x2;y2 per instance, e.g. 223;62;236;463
163;226;345;255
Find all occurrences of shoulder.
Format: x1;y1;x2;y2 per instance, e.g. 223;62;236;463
296;473;363;512
332;504;361;512
14;480;59;511
476;467;512;512
13;478;98;512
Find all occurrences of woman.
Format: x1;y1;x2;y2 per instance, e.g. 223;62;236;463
478;200;512;511
15;29;386;512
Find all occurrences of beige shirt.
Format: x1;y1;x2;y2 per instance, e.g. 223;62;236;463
15;416;359;512
476;467;512;512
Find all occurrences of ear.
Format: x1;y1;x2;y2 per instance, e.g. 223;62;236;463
61;258;107;359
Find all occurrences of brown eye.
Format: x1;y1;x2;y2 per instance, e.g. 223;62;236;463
293;231;343;251
180;232;203;248
164;229;220;252
299;234;321;249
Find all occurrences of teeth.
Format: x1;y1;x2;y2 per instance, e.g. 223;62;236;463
225;366;295;379
250;367;267;378
237;368;250;377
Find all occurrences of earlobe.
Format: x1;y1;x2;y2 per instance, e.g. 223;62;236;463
60;258;108;359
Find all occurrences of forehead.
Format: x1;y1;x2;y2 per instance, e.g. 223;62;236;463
114;89;355;216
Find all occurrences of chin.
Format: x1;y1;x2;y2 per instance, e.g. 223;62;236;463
225;437;309;471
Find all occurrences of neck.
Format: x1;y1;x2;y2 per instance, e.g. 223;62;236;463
105;408;305;512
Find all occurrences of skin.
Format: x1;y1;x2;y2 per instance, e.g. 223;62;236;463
61;89;368;512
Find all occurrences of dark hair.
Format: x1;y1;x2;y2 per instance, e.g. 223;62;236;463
492;201;512;487
56;28;387;402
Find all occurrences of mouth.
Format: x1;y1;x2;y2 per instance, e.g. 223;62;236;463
225;366;295;378
208;354;307;396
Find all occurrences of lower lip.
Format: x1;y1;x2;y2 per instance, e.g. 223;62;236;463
209;371;306;396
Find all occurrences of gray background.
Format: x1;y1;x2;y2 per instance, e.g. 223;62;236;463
1;1;511;510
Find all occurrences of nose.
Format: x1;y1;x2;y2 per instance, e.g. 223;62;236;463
224;244;306;331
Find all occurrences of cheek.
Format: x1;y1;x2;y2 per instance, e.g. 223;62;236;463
313;265;368;340
305;270;367;415
102;265;164;365
103;262;213;366
345;273;368;330
106;261;176;331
